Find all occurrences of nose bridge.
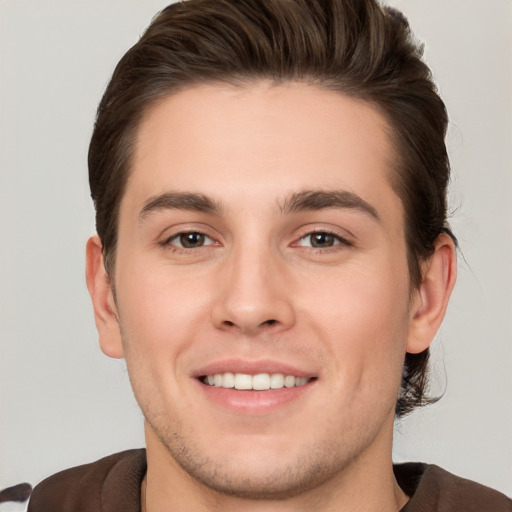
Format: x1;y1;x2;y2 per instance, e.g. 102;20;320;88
211;236;295;334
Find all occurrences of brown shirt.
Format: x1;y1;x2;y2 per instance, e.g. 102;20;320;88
27;449;511;512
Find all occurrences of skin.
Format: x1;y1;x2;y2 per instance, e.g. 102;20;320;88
87;82;456;511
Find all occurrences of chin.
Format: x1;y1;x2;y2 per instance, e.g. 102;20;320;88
148;416;362;500
174;449;337;500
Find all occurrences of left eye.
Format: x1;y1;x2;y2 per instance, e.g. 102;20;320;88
167;232;214;249
298;232;345;248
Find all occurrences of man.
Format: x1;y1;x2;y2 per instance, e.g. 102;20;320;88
26;0;512;510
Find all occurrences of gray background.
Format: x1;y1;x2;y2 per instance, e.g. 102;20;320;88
1;0;511;501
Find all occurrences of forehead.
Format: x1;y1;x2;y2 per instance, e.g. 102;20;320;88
125;81;400;223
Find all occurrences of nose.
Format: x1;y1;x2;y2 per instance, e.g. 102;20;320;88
211;245;296;336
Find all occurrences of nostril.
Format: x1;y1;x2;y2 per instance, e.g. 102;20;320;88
218;318;280;332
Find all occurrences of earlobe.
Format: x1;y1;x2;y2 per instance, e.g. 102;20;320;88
85;235;124;359
407;233;457;354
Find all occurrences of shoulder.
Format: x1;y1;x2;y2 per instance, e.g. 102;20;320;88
27;449;146;512
395;462;512;512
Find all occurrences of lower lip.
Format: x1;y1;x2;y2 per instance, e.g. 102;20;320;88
196;380;315;416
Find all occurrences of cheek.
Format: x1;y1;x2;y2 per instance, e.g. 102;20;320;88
298;262;410;384
114;263;213;414
114;260;213;365
301;258;409;329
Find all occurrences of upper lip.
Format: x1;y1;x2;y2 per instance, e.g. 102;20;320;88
192;359;317;379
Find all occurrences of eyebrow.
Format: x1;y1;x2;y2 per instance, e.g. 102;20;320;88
139;192;223;220
138;189;379;222
280;189;380;220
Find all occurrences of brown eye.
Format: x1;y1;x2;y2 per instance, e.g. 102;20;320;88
161;231;217;252
163;232;214;250
309;233;337;248
296;231;349;249
178;232;206;248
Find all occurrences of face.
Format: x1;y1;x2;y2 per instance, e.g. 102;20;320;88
91;82;434;499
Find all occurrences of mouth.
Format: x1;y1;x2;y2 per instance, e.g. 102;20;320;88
193;360;318;414
200;372;314;390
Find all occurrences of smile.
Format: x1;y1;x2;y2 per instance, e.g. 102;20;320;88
201;372;312;390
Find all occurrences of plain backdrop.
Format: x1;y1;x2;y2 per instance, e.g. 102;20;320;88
1;0;511;501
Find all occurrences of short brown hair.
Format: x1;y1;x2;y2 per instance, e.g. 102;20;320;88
88;0;454;417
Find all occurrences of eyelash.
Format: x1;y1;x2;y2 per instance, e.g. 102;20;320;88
159;229;351;254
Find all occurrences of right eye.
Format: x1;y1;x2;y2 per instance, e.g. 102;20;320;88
164;231;215;250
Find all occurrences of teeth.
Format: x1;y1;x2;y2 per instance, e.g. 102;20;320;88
203;372;311;390
270;373;284;389
234;373;252;390
222;372;235;388
284;375;295;388
252;373;270;390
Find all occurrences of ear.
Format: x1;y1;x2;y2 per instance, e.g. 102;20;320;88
407;233;457;354
85;235;124;359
